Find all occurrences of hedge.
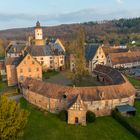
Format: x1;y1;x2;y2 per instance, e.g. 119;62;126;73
86;111;96;123
58;110;68;121
112;110;140;139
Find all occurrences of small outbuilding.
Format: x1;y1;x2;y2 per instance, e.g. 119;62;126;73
116;105;136;116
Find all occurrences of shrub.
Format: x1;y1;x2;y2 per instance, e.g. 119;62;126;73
86;111;96;123
0;96;29;140
112;110;140;139
58;110;68;121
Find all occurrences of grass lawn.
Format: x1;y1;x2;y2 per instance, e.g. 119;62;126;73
20;98;137;140
125;101;140;131
127;75;140;87
43;70;59;79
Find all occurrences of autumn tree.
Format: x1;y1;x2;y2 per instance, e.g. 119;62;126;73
0;39;5;57
66;28;88;84
0;96;29;140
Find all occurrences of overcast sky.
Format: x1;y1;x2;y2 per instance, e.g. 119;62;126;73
0;0;140;30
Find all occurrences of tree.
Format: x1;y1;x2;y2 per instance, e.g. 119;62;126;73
0;39;5;57
72;28;89;84
0;96;29;140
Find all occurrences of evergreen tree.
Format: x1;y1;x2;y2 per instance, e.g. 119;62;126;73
0;96;29;140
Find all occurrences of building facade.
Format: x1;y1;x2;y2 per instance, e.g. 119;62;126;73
6;53;42;86
107;51;140;68
6;22;65;71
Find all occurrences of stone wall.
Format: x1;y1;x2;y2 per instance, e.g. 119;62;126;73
23;89;67;113
6;65;17;86
23;87;135;118
84;95;135;117
68;110;86;125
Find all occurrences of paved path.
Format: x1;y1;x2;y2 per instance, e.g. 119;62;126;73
9;94;23;102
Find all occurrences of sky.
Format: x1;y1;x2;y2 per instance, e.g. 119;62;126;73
0;0;140;30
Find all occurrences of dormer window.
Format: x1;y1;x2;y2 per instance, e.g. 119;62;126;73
63;94;67;99
28;68;31;72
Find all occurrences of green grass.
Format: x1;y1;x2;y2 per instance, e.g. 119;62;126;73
74;76;102;87
43;70;59;79
125;101;140;131
127;75;140;87
0;80;7;92
0;80;17;95
20;98;137;140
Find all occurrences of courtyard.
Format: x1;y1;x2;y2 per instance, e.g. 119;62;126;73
43;70;102;87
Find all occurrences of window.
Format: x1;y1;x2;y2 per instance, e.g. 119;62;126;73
105;101;108;107
32;61;35;64
36;68;39;71
20;69;23;73
24;61;26;64
97;56;98;59
40;57;43;60
63;94;67;99
28;68;31;72
41;61;44;65
61;60;63;65
73;103;80;110
37;75;40;79
50;60;53;64
50;57;53;59
28;56;30;59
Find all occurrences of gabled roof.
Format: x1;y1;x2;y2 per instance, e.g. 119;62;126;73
7;44;26;54
85;44;99;61
27;43;65;56
129;47;140;52
27;45;47;56
102;47;129;57
5;51;41;67
68;94;87;110
5;57;23;66
16;52;41;68
109;51;140;65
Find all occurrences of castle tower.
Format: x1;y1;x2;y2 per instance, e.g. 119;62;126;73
34;21;45;46
35;21;43;40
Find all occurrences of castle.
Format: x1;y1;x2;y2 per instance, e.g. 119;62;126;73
21;65;135;125
4;22;136;125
